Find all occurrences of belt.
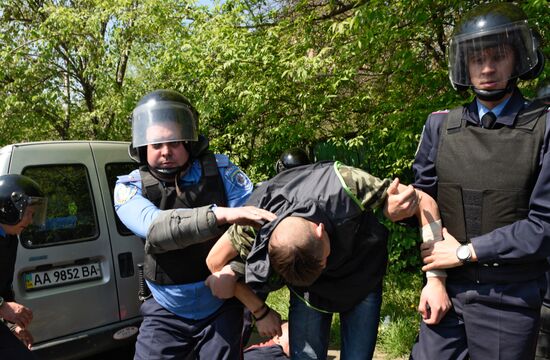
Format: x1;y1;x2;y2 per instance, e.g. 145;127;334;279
447;260;549;284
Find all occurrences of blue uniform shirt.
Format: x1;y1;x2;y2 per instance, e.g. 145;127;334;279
413;90;550;264
114;154;253;319
476;96;510;123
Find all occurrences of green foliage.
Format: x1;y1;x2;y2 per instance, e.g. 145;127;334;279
0;0;148;143
378;270;423;358
378;317;419;359
386;221;422;272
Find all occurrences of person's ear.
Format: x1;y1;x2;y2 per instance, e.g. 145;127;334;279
314;222;325;239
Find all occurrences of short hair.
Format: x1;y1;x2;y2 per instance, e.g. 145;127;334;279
268;217;325;287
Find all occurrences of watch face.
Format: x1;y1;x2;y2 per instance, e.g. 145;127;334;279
457;245;470;261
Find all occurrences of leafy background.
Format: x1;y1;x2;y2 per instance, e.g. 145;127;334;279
0;0;548;275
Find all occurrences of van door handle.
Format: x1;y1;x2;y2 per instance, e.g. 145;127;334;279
118;252;134;278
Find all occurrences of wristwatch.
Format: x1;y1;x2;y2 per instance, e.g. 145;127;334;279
456;244;472;263
0;296;4;308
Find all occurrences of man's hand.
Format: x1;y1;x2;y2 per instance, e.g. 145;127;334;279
214;206;277;228
0;302;33;329
383;178;420;222
254;308;283;338
12;325;33;349
418;277;452;325
205;264;238;299
421;228;476;271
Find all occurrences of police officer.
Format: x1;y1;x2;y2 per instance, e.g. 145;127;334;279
534;83;550;360
274;148;311;174
114;90;273;359
412;3;547;359
0;174;47;359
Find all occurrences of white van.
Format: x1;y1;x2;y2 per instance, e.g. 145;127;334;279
0;141;143;359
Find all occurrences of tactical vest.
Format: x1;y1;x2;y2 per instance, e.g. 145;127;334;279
141;152;228;285
247;161;389;312
437;105;548;282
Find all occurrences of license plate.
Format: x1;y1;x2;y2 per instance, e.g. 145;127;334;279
24;262;102;290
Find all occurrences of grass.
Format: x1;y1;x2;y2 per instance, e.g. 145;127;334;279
265;270;423;358
378;270;423;357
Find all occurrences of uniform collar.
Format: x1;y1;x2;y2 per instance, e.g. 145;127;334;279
466;89;527;127
477;97;510;120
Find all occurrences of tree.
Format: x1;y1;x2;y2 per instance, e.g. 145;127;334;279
0;0;164;142
1;0;547;267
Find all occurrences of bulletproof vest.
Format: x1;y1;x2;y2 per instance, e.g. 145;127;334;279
140;152;228;285
247;161;389;312
436;105;546;243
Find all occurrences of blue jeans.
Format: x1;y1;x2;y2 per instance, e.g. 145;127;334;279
288;283;382;360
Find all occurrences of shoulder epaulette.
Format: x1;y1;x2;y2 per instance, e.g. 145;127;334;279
431;109;450;115
215;154;230;167
116;170;141;183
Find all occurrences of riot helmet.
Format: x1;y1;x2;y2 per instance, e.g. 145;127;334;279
448;3;544;101
129;90;199;164
0;174;47;227
275;148;311;173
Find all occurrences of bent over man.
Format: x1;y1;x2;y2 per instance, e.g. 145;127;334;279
204;161;442;360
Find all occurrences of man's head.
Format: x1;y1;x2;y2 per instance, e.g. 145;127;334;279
467;43;516;97
0;174;47;236
448;3;544;102
268;216;330;287
129;90;199;179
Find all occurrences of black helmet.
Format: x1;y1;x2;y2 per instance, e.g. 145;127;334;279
448;3;544;101
0;174;47;226
129;90;199;164
275;148;311;173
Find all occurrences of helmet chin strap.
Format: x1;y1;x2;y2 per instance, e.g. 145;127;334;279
473;79;516;102
150;166;183;183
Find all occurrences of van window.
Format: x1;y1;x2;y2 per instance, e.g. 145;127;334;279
105;162;138;236
21;164;98;247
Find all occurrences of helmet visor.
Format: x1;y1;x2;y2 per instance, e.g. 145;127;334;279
132;101;198;148
27;196;47;227
449;21;538;87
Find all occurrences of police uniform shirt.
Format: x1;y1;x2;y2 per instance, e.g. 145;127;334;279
476;96;510;126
